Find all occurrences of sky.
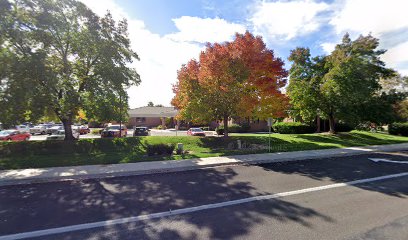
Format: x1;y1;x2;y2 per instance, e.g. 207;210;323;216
80;0;408;108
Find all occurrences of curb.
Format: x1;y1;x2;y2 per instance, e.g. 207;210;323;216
1;143;408;186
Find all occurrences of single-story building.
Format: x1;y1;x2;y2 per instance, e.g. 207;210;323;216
128;106;178;128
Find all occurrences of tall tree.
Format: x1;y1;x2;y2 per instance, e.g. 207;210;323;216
288;33;393;133
172;32;288;137
0;0;140;139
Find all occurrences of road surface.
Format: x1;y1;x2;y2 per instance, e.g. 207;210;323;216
1;151;408;239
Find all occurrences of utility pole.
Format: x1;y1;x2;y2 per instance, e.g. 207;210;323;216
119;94;122;137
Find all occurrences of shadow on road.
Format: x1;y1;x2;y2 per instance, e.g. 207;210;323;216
0;166;333;239
259;152;408;198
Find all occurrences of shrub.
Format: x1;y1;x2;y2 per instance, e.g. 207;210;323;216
335;123;354;132
0;137;143;157
216;123;249;135
272;122;315;134
388;122;408;136
146;143;175;156
91;129;102;135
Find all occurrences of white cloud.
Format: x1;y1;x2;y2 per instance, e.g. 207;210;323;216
320;42;336;54
382;41;408;75
250;0;329;40
80;0;243;108
330;0;408;35
166;16;246;43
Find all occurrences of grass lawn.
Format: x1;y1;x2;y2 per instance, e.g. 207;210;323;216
1;130;408;170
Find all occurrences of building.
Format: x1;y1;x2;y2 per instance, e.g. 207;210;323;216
128;107;178;128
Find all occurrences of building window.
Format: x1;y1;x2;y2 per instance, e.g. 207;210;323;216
136;117;146;123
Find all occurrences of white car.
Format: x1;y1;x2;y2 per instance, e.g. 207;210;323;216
30;125;47;135
16;125;31;133
46;126;64;135
46;130;80;140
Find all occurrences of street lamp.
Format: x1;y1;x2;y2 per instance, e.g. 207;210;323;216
316;108;321;133
119;93;122;137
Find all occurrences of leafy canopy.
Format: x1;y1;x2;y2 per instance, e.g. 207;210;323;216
287;33;394;132
172;31;288;136
0;0;140;138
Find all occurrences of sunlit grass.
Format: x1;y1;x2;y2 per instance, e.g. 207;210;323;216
1;131;407;170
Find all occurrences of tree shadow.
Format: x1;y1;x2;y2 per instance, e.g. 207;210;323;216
0;166;333;239
259;152;408;198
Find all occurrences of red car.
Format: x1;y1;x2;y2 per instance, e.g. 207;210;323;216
187;128;206;136
72;125;91;135
0;130;31;141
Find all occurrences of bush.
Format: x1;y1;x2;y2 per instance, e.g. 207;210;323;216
216;123;250;135
388;122;408;136
335;123;354;132
0;137;143;157
91;129;102;135
272;122;315;134
146;143;175;156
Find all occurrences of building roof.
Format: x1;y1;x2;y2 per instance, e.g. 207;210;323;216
128;107;178;118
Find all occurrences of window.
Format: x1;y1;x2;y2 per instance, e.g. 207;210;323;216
136;117;146;123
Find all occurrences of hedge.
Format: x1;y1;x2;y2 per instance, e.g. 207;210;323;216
216;123;250;135
272;122;315;134
335;123;354;132
146;143;175;156
0;137;143;157
389;122;408;136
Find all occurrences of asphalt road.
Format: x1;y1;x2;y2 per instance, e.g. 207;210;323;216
1;151;408;239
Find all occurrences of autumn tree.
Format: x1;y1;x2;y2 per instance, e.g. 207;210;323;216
172;32;288;137
0;0;140;139
288;34;394;133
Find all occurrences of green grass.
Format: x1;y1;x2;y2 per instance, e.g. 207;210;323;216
1;130;408;170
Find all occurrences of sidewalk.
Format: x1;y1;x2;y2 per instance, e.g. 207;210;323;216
1;143;408;186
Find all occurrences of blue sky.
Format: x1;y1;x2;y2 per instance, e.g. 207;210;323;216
81;0;408;108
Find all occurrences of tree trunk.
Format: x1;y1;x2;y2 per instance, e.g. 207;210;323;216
223;115;229;138
316;115;321;133
328;113;335;134
62;118;75;141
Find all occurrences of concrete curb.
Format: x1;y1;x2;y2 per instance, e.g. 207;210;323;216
1;143;408;186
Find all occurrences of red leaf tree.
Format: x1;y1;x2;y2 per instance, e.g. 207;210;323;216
172;31;288;137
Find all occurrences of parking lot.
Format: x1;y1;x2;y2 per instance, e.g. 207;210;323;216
27;129;218;141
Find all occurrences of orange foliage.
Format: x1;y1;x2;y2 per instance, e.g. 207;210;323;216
172;31;289;122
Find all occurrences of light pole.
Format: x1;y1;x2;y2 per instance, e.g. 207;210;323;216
119;93;122;137
316;108;321;133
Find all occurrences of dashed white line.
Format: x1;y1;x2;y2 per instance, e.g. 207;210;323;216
1;172;408;240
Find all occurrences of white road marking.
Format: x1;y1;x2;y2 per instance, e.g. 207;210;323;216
369;158;408;164
1;172;408;240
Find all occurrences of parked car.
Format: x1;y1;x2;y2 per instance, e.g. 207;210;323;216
133;127;149;136
16;125;31;133
0;130;30;141
46;130;79;140
29;125;47;135
187;128;206;136
101;125;127;138
73;125;90;135
46;126;64;135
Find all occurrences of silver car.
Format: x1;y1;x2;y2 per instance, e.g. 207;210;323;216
46;130;80;140
30;125;47;135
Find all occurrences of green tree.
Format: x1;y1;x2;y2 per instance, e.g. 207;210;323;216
0;0;140;139
288;33;393;133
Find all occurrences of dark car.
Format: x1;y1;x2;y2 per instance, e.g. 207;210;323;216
187;128;206;136
0;130;31;141
101;125;127;138
133;127;149;136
